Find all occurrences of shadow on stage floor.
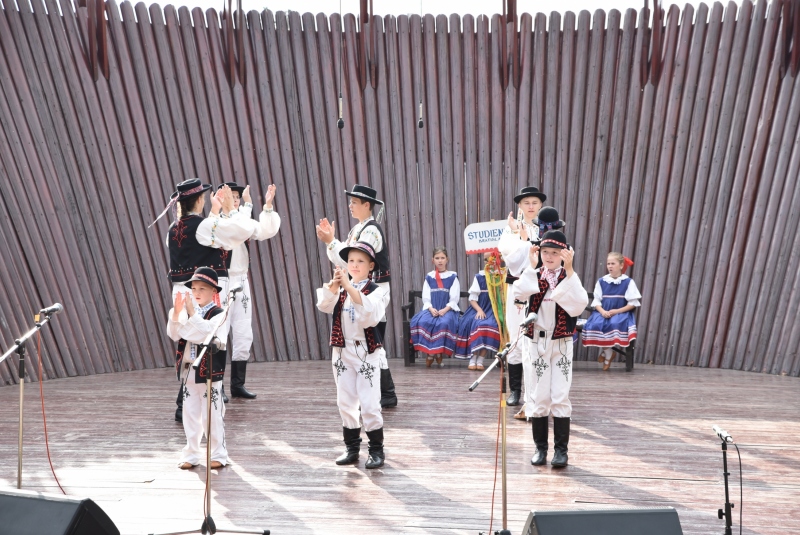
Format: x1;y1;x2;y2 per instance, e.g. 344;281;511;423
0;359;798;534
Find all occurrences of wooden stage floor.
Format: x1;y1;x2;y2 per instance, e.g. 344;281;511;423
0;359;798;534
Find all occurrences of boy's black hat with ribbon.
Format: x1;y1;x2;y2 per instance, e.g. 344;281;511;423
539;230;569;250
339;241;378;263
184;266;222;292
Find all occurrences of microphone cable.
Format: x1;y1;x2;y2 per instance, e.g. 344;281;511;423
35;315;66;494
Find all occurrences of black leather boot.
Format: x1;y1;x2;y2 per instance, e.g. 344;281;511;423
221;384;229;403
175;383;184;423
230;361;257;399
506;363;523;406
335;427;362;465
380;368;398;408
365;428;385;468
530;416;549;465
551;416;570;468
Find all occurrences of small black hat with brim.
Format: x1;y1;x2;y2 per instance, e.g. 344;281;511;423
536;207;566;234
149;178;211;228
539;230;569;250
344;184;384;205
514;186;547;204
184;266;222;292
339;241;378;263
171;178;212;201
217;182;245;195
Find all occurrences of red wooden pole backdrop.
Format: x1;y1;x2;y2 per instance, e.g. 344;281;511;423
0;0;799;384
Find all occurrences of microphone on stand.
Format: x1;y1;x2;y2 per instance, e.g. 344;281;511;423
225;285;244;306
520;312;538;327
39;303;64;316
712;425;733;444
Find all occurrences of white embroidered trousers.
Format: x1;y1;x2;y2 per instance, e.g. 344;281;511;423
180;374;228;466
332;342;384;432
226;274;253;362
523;331;573;419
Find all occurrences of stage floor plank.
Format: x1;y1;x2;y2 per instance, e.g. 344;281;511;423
1;359;798;534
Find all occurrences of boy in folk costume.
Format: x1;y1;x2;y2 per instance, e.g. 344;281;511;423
316;242;391;469
514;230;589;468
167;267;231;470
497;186;547;407
204;182;281;399
315;185;398;409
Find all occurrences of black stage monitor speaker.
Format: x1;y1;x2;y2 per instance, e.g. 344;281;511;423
0;488;120;535
522;507;683;535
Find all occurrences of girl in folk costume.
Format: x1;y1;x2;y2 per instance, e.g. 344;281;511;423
455;252;504;370
582;252;641;371
316;242;391;469
497;187;547;407
315;185;398;408
514;231;589;468
203;182;281;399
410;247;461;367
167;267;231;470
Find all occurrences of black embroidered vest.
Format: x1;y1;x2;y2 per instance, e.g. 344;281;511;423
355;221;391;284
168;215;230;283
329;281;384;353
525;269;578;340
174;306;228;382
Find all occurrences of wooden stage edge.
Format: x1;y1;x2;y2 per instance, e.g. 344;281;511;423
0;360;798;535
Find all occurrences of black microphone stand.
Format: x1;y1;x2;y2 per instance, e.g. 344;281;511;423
151;290;268;535
469;321;533;535
0;311;57;489
717;439;734;535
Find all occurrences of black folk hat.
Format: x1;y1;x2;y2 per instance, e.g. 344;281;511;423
536;207;566;234
217;182;245;195
539;230;569;250
339;241;378;264
184;266;223;292
172;178;212;201
345;184;384;205
150;178;212;227
514;186;547;204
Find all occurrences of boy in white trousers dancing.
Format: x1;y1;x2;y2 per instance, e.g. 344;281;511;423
167;267;231;470
514;230;588;468
316;241;391;469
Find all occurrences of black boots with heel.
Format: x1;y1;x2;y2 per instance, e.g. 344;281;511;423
230;361;257;399
530;416;549;465
506;363;523;406
551;416;570;468
335;427;362;465
365;428;385;469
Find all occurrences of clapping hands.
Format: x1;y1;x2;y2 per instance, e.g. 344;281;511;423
528;244;540;267
330;266;350;293
316;218;336;244
172;291;194;321
560;247;574;275
264;184;276;208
